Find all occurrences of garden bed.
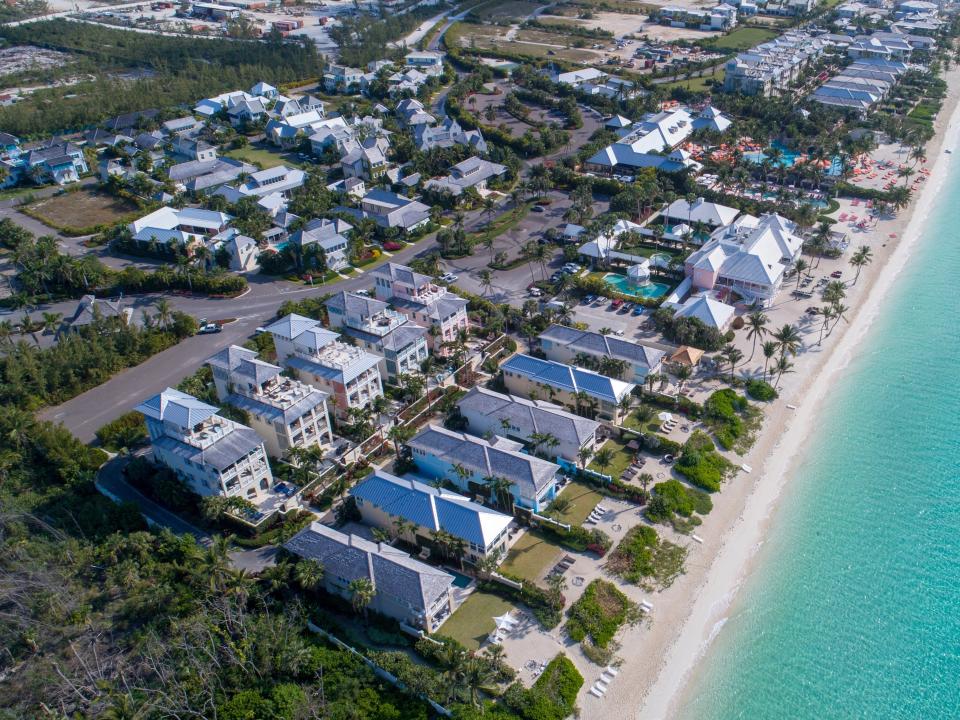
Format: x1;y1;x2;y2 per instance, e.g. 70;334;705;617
607;524;687;590
564;579;638;663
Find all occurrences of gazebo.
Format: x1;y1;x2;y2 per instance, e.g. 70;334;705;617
627;259;651;285
670;345;704;367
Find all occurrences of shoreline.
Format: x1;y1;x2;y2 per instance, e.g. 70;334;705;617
579;65;960;720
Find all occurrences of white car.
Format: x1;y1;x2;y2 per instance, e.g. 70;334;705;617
440;272;458;283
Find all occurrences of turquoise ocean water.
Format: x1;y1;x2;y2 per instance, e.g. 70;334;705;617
676;156;960;720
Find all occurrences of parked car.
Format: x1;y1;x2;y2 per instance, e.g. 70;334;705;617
632;305;644;316
610;298;624;309
618;302;632;313
440;272;458;282
529;288;543;297
563;263;582;273
198;323;222;335
531;205;545;213
830;270;843;278
583;294;596;304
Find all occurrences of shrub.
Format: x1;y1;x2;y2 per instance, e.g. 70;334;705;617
646;479;712;525
746;378;778;401
607;524;687;589
564;579;637;651
502;653;583;720
703;389;761;453
674;431;734;492
95;410;147;450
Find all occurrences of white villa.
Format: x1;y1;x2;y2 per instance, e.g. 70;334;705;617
263;314;385;420
206;345;333;458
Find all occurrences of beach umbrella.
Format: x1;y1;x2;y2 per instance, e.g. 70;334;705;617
658;412;674;422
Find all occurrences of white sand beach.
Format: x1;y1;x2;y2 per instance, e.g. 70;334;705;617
573;65;960;720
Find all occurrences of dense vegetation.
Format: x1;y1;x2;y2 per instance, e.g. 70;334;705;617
565;579;637;663
703;389;761;453
607;525;687;590
675;430;735;492
330;6;446;67
646;479;713;532
0;21;325;136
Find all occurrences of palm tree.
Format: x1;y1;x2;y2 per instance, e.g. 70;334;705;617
392;517;414;541
41;311;62;336
817;305;835;346
593;446;613;476
849;245;873;284
478;268;494;297
348;577;375;618
772;356;794;389
154;298;174;329
761;340;778;381
294;558;325;591
745;309;768;363
720;344;744;379
577;445;593;469
387;424;415;457
792;258;810;290
484;474;514;514
828;302;848;337
772;323;802;359
823;280;847;305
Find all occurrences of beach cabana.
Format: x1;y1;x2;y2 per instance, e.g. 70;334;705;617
670;345;704;367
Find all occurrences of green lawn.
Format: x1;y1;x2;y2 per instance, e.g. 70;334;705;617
659;75;715;94
225;144;308;170
441;590;516;650
703;26;778;51
499;531;563;581
554;480;605;525
588;438;635;480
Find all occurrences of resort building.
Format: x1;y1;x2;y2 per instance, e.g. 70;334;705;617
672;293;736;331
407;424;560;512
128;206;232;252
286;217;353;271
538;324;666;384
350;470;513;563
811;58;907;115
723;31;828;96
658;4;737;30
457;386;601;465
585;106;730;174
500;354;636;423
21;141;88;184
263;314;384;419
135;388;276;505
206;345;333;458
285;522;456;632
340;137;391;182
67;294;132;331
685;213;803;305
337;189;431;232
414;116;487;153
662;197;740;230
214;165;306;202
371;262;469;353
404;50;445;75
423;157;507;198
325;291;429;381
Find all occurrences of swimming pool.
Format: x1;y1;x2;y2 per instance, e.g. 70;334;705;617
448;570;473;589
745;141;842;177
603;273;672;300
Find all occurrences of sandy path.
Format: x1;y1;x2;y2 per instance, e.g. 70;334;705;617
574;64;960;720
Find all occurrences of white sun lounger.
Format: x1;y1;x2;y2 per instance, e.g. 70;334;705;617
605;666;619;676
594;680;608;692
590;687;605;698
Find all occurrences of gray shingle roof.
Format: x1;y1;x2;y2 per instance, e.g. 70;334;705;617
284;522;453;612
457;386;599;450
153;425;264;471
539;323;665;374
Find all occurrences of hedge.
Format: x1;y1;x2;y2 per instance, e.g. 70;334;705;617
502;653;583;720
95;411;147;450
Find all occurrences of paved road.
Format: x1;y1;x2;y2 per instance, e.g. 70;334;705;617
96;454;211;542
35;204;502;441
97;454;282;568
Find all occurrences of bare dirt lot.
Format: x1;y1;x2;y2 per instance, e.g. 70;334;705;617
26;190;141;234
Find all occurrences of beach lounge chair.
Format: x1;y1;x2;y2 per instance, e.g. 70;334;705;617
590;687;605;698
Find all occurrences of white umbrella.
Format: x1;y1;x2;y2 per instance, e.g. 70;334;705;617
658;411;674;422
493;612;517;631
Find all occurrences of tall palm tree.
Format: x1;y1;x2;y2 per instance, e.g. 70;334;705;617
720;344;744;379
849;245;873;284
593;446;613;476
761;340;778;382
578;445;593;469
793;258;810;290
387;424;415;457
478;268;494;297
745;309;768;363
294;558;325;591
154;298;174;329
773;356;795;389
817;305;835;346
41;311;62;336
772;323;802;359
